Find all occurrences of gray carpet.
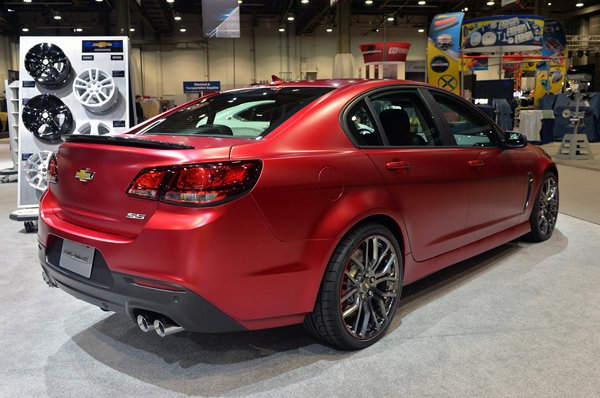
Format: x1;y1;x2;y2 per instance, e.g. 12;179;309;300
2;139;600;397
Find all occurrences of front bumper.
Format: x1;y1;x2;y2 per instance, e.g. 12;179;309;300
39;238;246;333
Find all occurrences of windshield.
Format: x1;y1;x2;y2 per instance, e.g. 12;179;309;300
138;86;333;138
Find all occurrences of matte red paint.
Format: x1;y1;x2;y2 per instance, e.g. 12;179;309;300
39;79;556;331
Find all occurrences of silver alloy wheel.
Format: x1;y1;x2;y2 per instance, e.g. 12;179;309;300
537;175;559;237
23;151;53;191
73;68;119;113
340;234;400;340
74;120;113;136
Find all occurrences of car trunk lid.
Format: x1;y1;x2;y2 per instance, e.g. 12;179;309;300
50;134;252;237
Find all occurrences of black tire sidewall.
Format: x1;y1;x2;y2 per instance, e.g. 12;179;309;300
326;223;403;349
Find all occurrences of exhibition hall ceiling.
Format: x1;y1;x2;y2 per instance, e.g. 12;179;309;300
0;0;591;38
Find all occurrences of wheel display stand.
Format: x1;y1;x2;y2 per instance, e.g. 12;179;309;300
1;80;19;184
555;74;593;160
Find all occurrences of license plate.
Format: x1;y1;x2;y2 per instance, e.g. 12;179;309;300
59;239;95;278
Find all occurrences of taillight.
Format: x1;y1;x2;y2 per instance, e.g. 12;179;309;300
47;153;59;184
127;169;169;199
126;160;262;206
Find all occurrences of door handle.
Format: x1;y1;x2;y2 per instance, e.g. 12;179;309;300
386;160;411;172
468;159;484;171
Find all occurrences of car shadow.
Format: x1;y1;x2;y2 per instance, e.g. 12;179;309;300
62;228;567;396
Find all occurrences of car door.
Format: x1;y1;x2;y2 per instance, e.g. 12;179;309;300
344;88;469;262
426;89;529;245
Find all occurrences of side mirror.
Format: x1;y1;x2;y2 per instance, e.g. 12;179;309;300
505;132;527;148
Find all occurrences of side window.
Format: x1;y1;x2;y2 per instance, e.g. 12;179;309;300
371;91;441;146
432;92;500;147
346;100;383;146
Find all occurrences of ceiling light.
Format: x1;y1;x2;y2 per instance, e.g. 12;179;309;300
365;0;373;5
387;15;395;22
278;26;285;32
23;0;32;3
486;1;494;5
95;0;103;2
462;7;469;11
326;26;333;32
179;27;187;32
575;2;584;6
547;2;551;4
238;0;242;3
8;8;15;12
418;0;426;4
53;14;62;20
130;27;135;32
301;0;309;3
287;13;295;21
418;28;425;33
73;28;83;32
166;0;175;3
174;13;182;21
22;27;29;32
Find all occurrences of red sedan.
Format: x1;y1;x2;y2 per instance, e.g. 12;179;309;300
38;79;558;349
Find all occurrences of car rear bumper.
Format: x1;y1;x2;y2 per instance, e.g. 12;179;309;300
39;239;246;333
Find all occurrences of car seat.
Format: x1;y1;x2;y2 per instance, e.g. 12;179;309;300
379;108;426;146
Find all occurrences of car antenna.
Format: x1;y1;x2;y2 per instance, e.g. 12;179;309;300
270;75;285;86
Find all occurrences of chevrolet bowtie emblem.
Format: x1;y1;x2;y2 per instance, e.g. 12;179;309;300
75;168;95;183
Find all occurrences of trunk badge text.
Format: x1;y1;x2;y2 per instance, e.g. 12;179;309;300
75;168;95;183
126;213;146;220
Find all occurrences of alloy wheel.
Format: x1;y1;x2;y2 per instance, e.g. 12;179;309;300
340;234;400;340
537;175;558;238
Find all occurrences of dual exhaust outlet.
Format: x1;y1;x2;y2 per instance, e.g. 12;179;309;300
137;314;184;337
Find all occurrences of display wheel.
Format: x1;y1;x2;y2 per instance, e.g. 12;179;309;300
73;68;119;114
24;43;72;88
22;94;74;144
74;120;113;136
23;150;53;192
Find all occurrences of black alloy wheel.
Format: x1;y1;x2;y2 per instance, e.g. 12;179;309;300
25;43;72;88
526;172;559;242
22;95;74;145
305;223;402;350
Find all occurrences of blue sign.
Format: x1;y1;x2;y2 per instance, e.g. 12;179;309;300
183;81;221;93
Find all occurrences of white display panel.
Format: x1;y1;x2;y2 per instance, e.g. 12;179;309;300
18;36;130;207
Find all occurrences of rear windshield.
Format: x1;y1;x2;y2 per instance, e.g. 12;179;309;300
138;86;333;138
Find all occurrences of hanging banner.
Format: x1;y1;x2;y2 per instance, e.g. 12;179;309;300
426;12;464;95
359;42;411;64
461;15;544;53
535;18;567;106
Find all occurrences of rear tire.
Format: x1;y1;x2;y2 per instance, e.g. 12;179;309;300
525;172;559;242
304;223;403;350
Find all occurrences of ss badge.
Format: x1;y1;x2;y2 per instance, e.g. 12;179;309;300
126;213;146;220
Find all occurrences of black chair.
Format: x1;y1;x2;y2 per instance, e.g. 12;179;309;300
379;108;426;146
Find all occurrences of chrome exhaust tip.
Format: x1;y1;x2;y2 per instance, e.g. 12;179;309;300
42;270;55;287
154;318;184;337
137;314;155;332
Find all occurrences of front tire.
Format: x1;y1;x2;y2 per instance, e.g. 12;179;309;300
526;172;559;242
304;223;403;350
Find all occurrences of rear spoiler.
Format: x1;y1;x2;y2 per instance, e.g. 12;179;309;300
63;135;195;150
